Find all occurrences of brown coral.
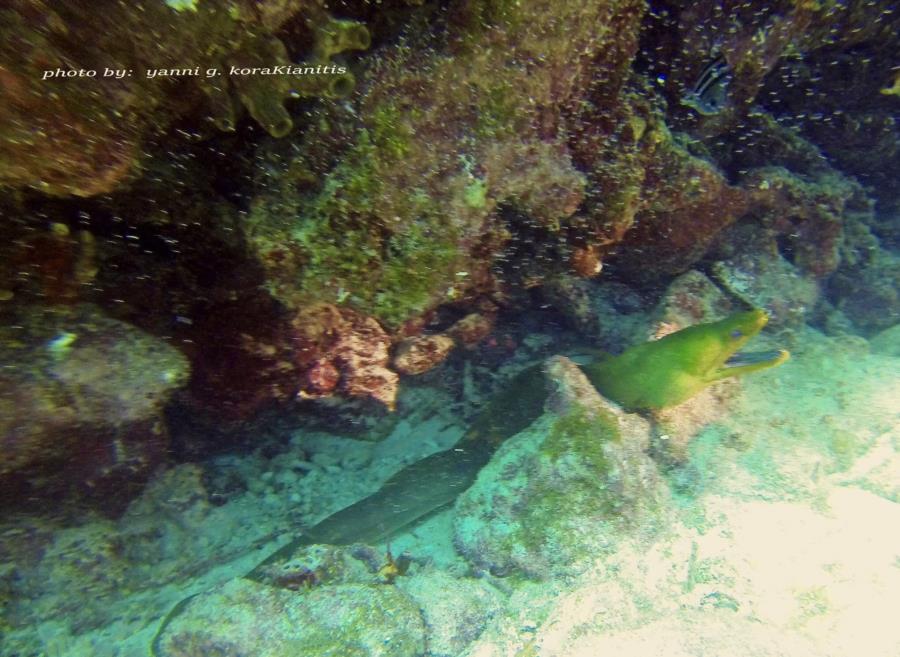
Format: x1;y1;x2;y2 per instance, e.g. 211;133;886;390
392;335;456;376
446;312;495;349
293;305;399;410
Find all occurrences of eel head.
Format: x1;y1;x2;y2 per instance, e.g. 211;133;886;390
693;309;790;384
584;309;789;410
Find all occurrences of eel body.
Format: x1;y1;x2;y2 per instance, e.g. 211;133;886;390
154;310;788;650
249;361;550;571
251;309;788;565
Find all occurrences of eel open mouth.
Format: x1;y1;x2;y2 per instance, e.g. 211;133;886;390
723;349;789;369
722;349;790;371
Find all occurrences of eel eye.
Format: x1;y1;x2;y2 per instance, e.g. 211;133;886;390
730;330;743;339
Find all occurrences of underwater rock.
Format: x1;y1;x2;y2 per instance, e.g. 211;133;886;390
711;244;819;328
0;304;189;510
651;270;735;337
573;62;865;284
541;275;603;337
245;0;644;330
453;356;667;580
670;2;820;132
398;569;503;657
4;519;133;636
766;5;900;213
392;334;456;376
608;128;752;280
292;305;399;410
869;323;900;357
116;464;217;571
0;221;99;306
743;167;863;280
607;150;862;283
251;543;385;590
651;382;742;466
243;537;502;657
241;0;648;407
714;112;835;178
154;578;425;657
828;246;900;337
576;280;654;354
446;312;496;349
178;293;306;425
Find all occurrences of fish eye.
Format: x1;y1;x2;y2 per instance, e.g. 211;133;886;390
731;330;743;339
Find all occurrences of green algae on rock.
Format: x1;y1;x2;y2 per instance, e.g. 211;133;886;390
244;0;649;329
454;356;668;579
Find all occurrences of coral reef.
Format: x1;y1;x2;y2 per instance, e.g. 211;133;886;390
446;312;496;349
651;270;736;334
0;0;368;196
586;121;864;282
743;167;862;279
244;0;646;331
711;241;819;328
155;537;504;657
391;311;497;376
292;304;399;410
540;275;604;337
392;334;456;376
1;2;899;656
398;569;502;657
766;5;900;213
829;249;900;336
0;220;98;305
593;122;753;279
0;0;894;521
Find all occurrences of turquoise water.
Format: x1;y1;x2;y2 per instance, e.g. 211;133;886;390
1;1;898;656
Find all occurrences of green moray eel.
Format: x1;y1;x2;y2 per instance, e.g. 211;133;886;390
249;310;787;565
152;310;787;651
584;309;790;410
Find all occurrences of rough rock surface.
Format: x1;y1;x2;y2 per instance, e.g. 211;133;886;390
155;578;425;657
0;304;189;509
392;334;457;376
293;304;400;410
712;247;819;329
453;356;668;579
398;569;503;657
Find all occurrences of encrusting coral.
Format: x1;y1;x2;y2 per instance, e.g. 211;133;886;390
245;0;646;331
0;0;892;427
